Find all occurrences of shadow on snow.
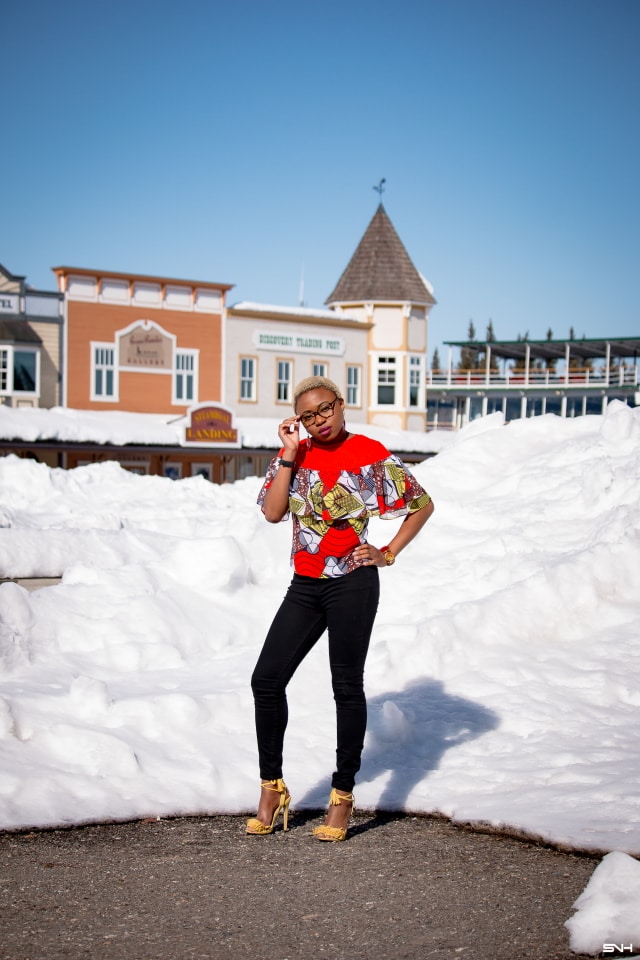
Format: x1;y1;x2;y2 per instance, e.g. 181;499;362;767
297;677;500;813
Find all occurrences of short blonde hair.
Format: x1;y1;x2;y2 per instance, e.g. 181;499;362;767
293;376;343;409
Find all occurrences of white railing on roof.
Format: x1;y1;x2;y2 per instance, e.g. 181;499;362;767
428;366;638;389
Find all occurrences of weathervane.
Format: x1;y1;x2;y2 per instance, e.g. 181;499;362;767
373;178;386;197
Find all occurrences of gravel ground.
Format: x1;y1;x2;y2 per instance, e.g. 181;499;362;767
0;811;599;960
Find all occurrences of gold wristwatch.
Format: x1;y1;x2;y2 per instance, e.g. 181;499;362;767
381;546;395;566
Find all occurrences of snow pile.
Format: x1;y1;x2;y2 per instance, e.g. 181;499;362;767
565;851;640;955
0;401;638;859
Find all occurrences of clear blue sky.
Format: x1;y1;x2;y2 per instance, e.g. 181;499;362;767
2;0;638;364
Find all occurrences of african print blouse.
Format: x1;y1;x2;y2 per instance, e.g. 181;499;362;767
257;433;431;579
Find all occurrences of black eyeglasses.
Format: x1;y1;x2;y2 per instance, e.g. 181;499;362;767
298;398;339;428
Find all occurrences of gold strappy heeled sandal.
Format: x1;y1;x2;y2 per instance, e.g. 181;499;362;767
246;779;291;835
312;788;354;842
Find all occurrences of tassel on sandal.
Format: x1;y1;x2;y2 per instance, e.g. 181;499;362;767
312;788;354;842
246;779;291;835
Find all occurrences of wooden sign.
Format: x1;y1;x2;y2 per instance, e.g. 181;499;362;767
183;403;240;447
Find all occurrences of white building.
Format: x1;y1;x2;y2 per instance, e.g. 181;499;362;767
428;335;640;429
224;302;371;420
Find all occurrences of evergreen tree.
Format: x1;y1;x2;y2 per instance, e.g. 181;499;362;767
569;336;594;372
608;355;621;380
545;328;557;373
512;331;529;373
484;320;499;372
431;348;441;373
458;320;479;371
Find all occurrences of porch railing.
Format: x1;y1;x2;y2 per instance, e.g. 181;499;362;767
427;366;638;389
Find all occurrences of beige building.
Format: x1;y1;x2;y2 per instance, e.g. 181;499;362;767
0;263;63;408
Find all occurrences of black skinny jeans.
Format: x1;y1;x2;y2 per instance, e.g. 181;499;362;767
251;566;380;792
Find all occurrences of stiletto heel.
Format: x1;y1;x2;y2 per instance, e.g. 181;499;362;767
312;788;354;842
246;779;291;835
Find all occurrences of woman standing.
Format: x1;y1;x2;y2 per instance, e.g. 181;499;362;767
246;377;434;841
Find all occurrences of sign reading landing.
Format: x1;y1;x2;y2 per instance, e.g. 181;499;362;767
183;403;241;447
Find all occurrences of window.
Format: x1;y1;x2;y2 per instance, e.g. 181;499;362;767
377;356;396;405
408;356;422;407
92;345;116;400
346;365;361;406
0;347;39;395
505;397;523;422
277;360;292;402
526;396;544;417
469;396;484;421
191;463;212;481
0;348;8;391
545;396;562;416
312;362;327;377
163;463;182;480
427;398;455;429
586;396;605;414
14;351;36;391
175;350;197;403
240;357;256;401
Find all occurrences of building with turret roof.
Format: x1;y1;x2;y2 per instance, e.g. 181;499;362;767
326;204;436;432
327;204;435;306
224;204;436;433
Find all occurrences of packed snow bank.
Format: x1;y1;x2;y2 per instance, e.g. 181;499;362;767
0;402;639;859
565;851;640;955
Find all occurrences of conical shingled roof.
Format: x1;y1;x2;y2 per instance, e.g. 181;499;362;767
325;204;435;305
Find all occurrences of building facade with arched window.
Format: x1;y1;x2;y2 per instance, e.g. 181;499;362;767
53;266;232;413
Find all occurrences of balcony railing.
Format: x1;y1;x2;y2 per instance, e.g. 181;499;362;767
428;366;638;389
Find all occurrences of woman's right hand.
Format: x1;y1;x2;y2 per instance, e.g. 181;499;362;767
277;416;301;458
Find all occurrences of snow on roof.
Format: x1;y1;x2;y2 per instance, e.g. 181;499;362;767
0;406;451;455
419;272;435;297
228;301;361;322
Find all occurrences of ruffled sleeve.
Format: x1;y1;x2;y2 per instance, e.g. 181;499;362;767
256;453;293;520
368;454;431;518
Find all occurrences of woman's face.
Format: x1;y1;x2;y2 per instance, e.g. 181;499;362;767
294;388;345;442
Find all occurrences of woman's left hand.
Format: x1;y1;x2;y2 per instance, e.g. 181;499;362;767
353;544;387;568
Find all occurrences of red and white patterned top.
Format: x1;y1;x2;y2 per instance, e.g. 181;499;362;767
257;433;431;579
